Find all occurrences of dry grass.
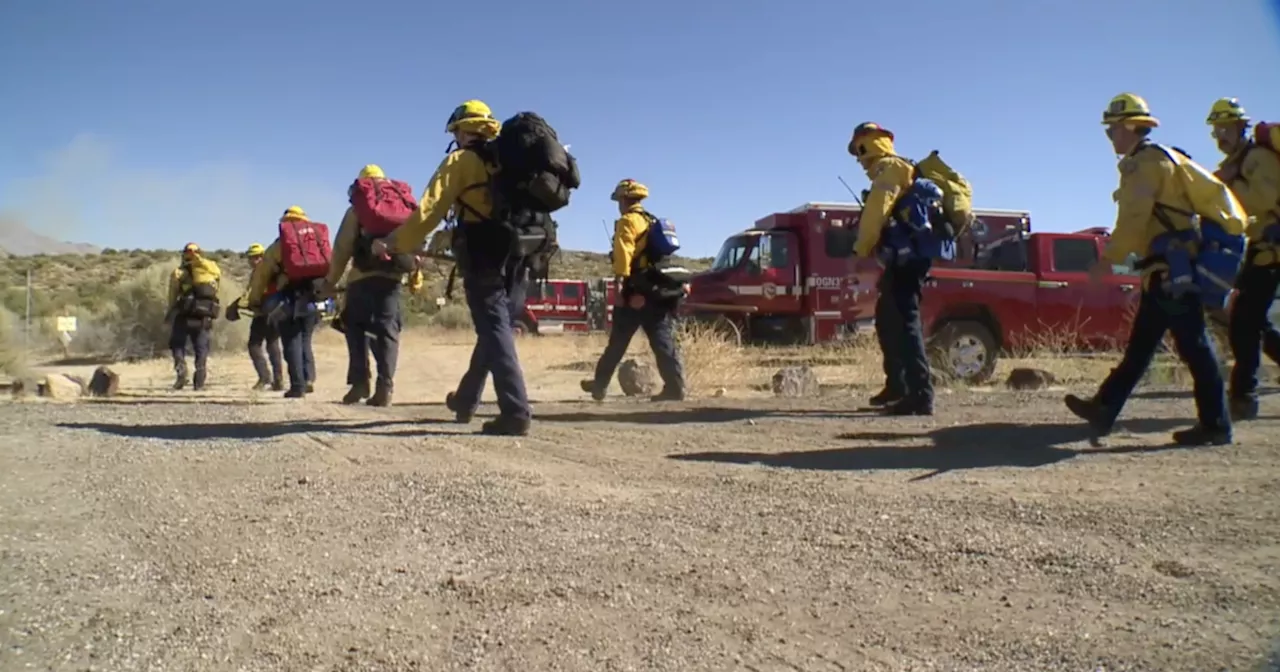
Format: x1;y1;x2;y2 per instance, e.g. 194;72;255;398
0;305;28;377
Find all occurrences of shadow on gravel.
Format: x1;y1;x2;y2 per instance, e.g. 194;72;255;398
535;405;770;425
57;418;471;441
668;418;1196;480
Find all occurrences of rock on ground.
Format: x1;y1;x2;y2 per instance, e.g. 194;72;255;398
88;366;121;397
1005;367;1057;390
39;373;85;400
771;365;821;397
618;359;656;396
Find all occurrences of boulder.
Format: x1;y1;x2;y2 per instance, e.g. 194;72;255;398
88;366;121;397
618;359;657;397
39;373;85;400
1004;367;1057;391
771;366;821;398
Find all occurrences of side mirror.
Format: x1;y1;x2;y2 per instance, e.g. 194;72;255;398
824;227;856;259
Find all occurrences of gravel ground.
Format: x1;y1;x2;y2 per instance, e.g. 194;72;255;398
2;342;1280;671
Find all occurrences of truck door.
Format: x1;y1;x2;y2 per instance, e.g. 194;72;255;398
744;230;801;308
1036;236;1118;348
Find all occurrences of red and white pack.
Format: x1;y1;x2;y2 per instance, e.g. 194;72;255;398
1255;122;1280;154
278;219;332;280
350;177;417;237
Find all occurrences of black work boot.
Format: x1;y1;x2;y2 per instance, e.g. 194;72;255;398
869;387;905;407
342;380;371;405
580;379;606;401
192;369;207;392
1229;396;1259;422
1171;424;1233;446
883;395;933;416
366;380;393;407
283;387;306;399
481;415;531;436
252;379;271;391
650;388;685;402
172;360;188;391
445;391;473;423
271;379;285;392
1064;393;1112;444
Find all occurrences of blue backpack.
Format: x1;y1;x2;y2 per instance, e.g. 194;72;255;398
643;212;680;263
879;177;957;265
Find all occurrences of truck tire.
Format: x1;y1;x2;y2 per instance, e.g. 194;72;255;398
929;320;998;385
513;314;539;337
708;315;743;347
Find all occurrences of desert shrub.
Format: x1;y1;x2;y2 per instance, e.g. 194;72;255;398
0;305;28;376
67;258;250;361
430;303;473;330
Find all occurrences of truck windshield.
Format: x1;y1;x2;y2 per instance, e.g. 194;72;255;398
711;235;756;271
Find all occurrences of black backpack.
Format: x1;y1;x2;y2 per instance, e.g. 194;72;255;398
472;112;580;280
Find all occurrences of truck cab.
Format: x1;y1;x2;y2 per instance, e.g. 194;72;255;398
684;202;1030;345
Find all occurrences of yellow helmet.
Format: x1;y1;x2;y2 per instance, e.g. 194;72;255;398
848;121;896;157
281;205;308;221
611;178;649;202
445;99;501;139
1206;97;1250;125
246;243;265;257
1101;93;1159;127
183;242;200;255
358;164;385;179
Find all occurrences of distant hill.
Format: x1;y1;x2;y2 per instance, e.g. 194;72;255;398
0;217;102;256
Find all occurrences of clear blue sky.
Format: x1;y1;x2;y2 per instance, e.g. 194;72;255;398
2;0;1278;257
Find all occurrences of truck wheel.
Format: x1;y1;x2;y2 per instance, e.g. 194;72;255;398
929;320;997;385
513;315;538;337
708;316;743;347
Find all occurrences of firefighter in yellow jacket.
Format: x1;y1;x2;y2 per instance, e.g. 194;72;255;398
1064;93;1231;445
247;207;320;398
224;243;284;391
324;164;413;408
166;242;221;391
369;99;531;436
848;122;934;415
580;179;686;401
1209;98;1280;420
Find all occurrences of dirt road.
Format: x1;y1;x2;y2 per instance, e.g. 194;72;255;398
2;330;1279;671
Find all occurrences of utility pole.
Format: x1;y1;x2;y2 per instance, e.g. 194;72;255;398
24;269;32;347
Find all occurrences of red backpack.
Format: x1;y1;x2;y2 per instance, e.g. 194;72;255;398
278;219;332;281
350;177;417;237
1256;122;1280;154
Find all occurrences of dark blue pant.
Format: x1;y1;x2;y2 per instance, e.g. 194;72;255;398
882;260;933;403
1096;280;1229;429
248;315;283;385
1229;264;1280;400
592;302;685;394
344;277;402;389
874;273;904;395
170;318;211;386
279;311;318;392
454;269;531;420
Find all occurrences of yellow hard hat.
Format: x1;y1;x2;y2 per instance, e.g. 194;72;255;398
1206;97;1249;125
445;99;501;139
358;164;385;179
183;242;200;255
1102;93;1159;127
281;205;308;221
611;178;649;202
246;243;265;257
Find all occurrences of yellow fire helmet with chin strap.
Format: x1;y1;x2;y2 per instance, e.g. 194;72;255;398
1206;97;1250;126
1102;93;1160;127
610;178;649;202
246;243;265;257
358;164;386;179
445;99;501;139
280;205;308;221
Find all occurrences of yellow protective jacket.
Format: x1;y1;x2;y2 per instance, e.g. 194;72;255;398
167;257;222;306
1221;144;1280;267
612;204;651;277
1103;142;1201;285
247;240;289;309
389;148;494;254
853;152;915;259
326;206;404;287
